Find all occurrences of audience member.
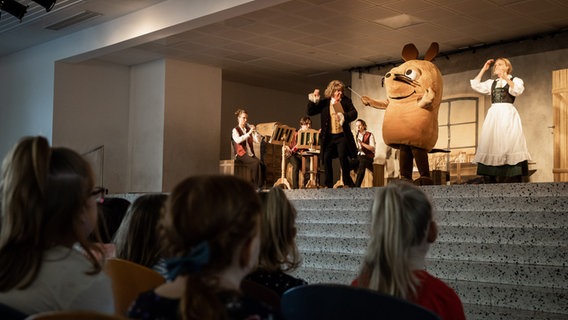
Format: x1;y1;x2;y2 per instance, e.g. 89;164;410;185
352;181;465;320
232;108;264;189
113;194;168;278
307;80;358;188
350;119;376;187
0;136;114;314
127;175;277;320
285;116;312;189
97;197;131;243
91;196;131;259
246;187;307;296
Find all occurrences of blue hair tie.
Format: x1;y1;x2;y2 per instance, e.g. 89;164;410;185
165;241;210;281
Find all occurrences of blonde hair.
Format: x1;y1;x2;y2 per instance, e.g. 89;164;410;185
358;181;432;299
0;136;103;290
493;57;513;74
257;187;301;272
324;80;345;98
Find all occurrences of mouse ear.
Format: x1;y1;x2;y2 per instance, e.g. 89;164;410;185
401;43;419;61
423;42;439;61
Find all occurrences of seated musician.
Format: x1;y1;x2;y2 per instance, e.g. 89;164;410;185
232;108;263;189
351;119;376;187
285;116;312;189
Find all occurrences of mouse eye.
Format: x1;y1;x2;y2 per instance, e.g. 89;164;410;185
405;69;419;80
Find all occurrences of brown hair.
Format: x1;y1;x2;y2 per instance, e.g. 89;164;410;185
0;136;103;290
299;116;311;126
257;187;301;272
234;108;248;118
164;175;261;320
113;193;167;269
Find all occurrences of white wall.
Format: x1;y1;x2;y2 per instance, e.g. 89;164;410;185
0;0;286;158
53;60;131;192
162;60;222;192
129;60;166;192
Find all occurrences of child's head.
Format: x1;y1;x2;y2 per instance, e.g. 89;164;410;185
0;136;103;290
258;187;300;272
361;181;437;299
299;116;312;130
163;175;262;319
97;197;131;243
113;193;167;268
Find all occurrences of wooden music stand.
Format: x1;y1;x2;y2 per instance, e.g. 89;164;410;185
270;124;296;145
297;129;320;188
297;129;320;150
273;127;295;189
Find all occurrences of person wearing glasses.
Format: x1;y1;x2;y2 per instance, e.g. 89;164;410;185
0;136;114;315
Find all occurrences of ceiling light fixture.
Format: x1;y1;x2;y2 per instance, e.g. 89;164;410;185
0;0;28;21
33;0;56;12
374;14;424;29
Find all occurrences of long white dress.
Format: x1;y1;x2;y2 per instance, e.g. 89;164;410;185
470;77;531;169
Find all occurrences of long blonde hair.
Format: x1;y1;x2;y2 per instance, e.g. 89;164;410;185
358;181;432;299
0;136;103;290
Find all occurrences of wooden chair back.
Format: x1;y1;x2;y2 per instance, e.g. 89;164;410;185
104;258;165;316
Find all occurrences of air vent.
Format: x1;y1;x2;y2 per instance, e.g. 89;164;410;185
45;10;101;30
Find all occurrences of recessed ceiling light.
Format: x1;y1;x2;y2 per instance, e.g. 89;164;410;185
374;14;424;29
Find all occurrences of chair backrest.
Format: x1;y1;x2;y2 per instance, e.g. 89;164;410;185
104;258;166;316
281;284;440;320
240;279;280;310
0;302;27;320
25;310;125;320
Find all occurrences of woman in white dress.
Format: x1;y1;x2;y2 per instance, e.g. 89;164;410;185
470;58;531;183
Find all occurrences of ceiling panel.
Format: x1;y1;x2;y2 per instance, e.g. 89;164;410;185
0;0;566;92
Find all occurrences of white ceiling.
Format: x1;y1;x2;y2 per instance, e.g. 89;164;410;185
2;0;568;92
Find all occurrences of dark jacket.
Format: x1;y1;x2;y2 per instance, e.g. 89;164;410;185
307;95;358;162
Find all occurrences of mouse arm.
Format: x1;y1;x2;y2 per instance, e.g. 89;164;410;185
361;95;389;110
417;87;435;109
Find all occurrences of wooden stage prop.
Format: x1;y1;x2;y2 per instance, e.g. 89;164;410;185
272;124;296;189
297;129;320;188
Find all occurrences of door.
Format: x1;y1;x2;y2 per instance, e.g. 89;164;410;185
552;69;568;182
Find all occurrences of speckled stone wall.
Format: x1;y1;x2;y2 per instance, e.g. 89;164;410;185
285;182;568;320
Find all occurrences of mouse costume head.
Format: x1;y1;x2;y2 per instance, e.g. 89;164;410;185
382;42;443;151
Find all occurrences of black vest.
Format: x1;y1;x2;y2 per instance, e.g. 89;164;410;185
491;78;516;104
